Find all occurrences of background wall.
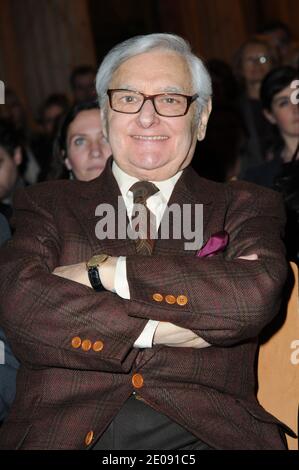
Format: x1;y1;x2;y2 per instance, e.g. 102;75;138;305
0;0;96;124
0;0;298;122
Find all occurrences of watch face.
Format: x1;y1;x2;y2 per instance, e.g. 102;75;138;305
87;254;109;268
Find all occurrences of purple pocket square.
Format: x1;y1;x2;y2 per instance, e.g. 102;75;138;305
196;231;229;258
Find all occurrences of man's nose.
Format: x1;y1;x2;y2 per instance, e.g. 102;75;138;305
137;99;159;127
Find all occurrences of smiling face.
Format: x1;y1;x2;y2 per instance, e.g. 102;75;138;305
104;50;210;180
65;109;112;181
264;84;299;139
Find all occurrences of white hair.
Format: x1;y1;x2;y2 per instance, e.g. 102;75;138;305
95;33;212;124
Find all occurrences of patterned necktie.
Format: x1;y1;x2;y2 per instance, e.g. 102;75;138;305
129;181;159;255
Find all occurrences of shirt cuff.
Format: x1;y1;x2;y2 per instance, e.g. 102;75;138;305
114;256;130;299
133;320;160;348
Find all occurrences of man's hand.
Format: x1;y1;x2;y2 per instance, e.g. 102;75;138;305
153;321;211;349
52;257;118;292
53;262;90;286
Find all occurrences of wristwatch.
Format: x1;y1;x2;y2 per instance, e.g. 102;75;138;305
86;254;110;292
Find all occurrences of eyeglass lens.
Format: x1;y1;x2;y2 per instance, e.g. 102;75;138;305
110;90;189;116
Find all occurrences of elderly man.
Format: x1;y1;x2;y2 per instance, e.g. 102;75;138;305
0;34;290;450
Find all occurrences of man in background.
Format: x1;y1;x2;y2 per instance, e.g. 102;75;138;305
70;65;96;104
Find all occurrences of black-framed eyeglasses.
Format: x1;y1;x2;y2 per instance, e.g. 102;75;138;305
107;89;199;117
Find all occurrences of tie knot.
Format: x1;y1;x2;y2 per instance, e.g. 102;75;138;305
130;181;159;204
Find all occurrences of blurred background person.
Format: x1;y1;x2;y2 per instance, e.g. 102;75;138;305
70;65;97;104
38;93;69;138
193;59;243;182
48;101;111;181
0;213;10;246
0;89;27;133
259;21;293;65
283;41;299;69
31;93;69;182
0;119;26;227
243;66;299;263
234;37;277;174
0;89;40;185
0;214;19;427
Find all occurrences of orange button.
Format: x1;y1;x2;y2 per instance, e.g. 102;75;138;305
176;295;188;306
153;293;163;302
165;294;176;304
132;373;144;389
71;336;81;349
81;339;92;351
93;340;104;352
85;430;94;446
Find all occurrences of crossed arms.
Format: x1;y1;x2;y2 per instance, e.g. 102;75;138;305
0;182;288;373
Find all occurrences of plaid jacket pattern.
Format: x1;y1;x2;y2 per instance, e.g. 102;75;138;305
0;158;291;449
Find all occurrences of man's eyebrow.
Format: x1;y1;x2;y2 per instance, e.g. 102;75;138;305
114;85;138;91
113;85;185;94
159;86;184;93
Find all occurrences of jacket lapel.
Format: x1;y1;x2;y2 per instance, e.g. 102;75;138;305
69;161;216;257
67;157;136;256
154;166;214;256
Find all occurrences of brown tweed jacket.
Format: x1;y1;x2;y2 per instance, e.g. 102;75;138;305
0;158;291;449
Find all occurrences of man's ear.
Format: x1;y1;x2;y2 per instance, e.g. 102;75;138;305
263;109;276;125
13;147;22;166
197;98;212;141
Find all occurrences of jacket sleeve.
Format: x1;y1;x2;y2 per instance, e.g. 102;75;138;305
125;183;289;346
0;186;148;372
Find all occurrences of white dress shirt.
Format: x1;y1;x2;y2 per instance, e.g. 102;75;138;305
111;161;182;348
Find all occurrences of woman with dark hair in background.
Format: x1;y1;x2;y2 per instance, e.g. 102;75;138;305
0;89;40;185
31;93;69;182
244;66;299;263
234;37;277;174
48;101;111;181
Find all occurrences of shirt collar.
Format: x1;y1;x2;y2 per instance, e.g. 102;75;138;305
112;160;182;204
